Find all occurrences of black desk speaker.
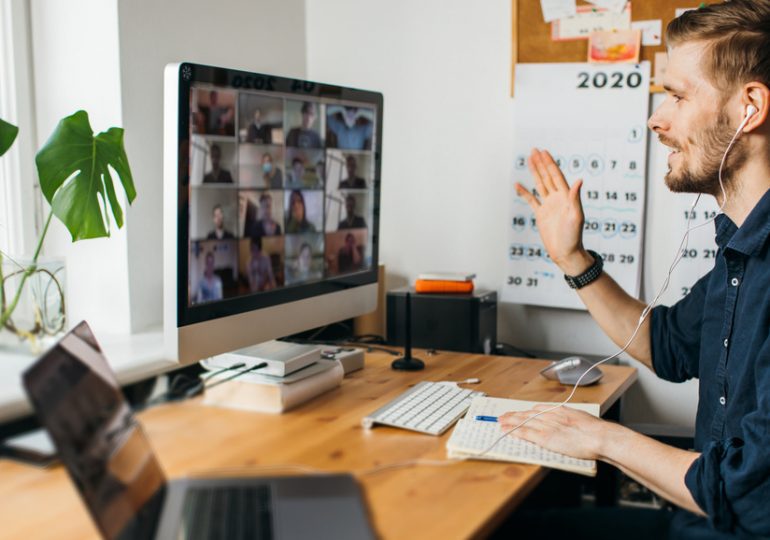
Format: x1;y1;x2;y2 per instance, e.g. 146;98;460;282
386;288;497;354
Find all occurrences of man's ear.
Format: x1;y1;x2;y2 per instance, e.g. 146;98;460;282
742;82;770;132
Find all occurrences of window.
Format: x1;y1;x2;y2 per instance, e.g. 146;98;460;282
0;0;39;256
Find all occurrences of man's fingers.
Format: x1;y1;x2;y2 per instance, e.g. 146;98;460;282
528;151;550;197
541;150;569;192
500;408;567;430
508;425;541;444
499;414;541;433
569;179;584;203
500;412;544;431
536;150;561;193
500;410;538;424
530;405;573;423
515;183;541;208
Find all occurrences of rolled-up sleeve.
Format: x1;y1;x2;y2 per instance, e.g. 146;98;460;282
650;272;711;383
684;343;770;536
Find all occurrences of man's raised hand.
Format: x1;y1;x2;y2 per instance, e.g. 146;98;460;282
514;148;592;276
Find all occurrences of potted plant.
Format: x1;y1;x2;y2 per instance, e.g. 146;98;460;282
0;111;135;349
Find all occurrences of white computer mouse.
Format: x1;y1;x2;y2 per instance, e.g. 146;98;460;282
539;356;603;386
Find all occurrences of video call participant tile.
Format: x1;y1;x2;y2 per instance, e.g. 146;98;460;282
325;229;369;276
190;136;238;185
325;192;368;232
239;189;284;239
237;236;285;293
284;233;324;285
325;105;374;150
325;149;372;190
285;147;325;189
238;144;285;189
285;100;324;149
191;88;236;137
189;239;239;304
238;93;284;145
190;187;239;241
284;189;323;234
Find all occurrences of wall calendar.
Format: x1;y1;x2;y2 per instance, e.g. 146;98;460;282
505;62;651;309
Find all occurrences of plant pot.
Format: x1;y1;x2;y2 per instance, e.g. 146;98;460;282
0;256;66;353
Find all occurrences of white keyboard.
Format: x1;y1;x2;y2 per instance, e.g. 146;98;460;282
362;381;485;435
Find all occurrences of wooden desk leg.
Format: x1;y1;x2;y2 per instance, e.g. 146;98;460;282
595;399;622;507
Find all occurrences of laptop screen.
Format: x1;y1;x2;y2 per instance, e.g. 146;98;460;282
23;321;166;540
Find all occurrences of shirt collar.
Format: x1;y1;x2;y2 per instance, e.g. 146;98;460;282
717;187;770;256
714;213;736;249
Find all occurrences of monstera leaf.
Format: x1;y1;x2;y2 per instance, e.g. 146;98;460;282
0;118;18;157
35;110;136;241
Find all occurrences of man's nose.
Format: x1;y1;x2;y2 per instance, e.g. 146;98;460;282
647;103;669;134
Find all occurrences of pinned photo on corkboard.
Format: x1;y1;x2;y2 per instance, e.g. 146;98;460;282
588;29;641;64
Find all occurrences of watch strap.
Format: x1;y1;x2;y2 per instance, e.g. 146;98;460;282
563;250;603;289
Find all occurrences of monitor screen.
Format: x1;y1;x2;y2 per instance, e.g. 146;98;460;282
164;63;382;364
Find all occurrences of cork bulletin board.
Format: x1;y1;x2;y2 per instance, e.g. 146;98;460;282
511;0;703;92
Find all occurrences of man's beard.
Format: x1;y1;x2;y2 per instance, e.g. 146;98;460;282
663;111;749;196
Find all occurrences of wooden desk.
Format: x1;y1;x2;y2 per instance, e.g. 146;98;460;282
0;350;636;540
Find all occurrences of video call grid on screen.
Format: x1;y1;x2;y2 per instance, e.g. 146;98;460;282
186;80;377;307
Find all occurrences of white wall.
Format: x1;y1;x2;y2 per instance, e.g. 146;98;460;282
28;0;307;336
306;0;514;316
117;0;307;333
306;0;700;430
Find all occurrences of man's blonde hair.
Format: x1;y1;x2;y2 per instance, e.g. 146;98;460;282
667;0;770;92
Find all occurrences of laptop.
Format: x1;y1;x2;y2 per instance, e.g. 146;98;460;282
22;321;375;540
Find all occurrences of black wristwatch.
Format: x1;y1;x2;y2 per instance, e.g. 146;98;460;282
563;250;603;289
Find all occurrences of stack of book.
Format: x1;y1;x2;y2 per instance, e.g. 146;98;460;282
414;272;476;294
202;341;343;413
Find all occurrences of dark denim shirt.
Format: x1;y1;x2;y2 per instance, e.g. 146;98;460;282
651;188;770;538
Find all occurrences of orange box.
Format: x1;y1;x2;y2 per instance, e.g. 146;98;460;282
414;279;475;294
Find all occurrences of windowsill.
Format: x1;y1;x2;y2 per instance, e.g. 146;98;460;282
0;329;177;424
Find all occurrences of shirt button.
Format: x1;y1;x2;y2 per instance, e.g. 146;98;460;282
731;277;740;287
723;338;729;348
719;396;726;406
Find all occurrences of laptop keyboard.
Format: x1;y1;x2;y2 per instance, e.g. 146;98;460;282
181;485;273;540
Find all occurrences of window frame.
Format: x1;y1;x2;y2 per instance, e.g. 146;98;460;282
0;0;40;256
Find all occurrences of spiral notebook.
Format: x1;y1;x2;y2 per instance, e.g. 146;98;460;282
446;396;600;477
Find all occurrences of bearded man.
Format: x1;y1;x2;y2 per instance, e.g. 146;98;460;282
504;1;770;538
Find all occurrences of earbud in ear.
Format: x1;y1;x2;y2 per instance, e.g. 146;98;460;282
736;105;758;134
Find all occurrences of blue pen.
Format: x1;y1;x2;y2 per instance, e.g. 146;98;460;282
475;415;498;422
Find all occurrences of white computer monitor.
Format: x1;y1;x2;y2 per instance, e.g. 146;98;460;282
163;62;382;365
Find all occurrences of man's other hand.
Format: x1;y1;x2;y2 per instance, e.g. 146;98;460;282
498;404;613;461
